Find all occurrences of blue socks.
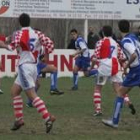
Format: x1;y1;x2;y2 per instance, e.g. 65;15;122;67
50;71;58;90
73;73;78;87
112;97;124;125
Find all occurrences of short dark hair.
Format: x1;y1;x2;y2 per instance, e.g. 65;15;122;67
19;13;30;27
102;25;112;37
70;29;78;34
118;20;130;33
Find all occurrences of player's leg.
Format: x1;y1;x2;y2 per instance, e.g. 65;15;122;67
71;57;81;90
93;75;107;116
71;65;79;90
123;93;136;115
42;65;64;95
30;64;55;133
102;68;140;128
82;57;98;77
25;88;55;133
26;62;45;106
93;85;103;116
43;65;57;90
13;63;55;133
102;86;131;128
10;83;24;130
112;73;136;115
26;78;41;107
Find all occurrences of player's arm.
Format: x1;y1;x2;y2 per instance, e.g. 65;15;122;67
72;48;86;57
72;41;86;57
123;43;137;74
90;56;97;69
117;45;127;68
5;35;12;44
36;30;54;54
90;41;101;69
0;35;11;49
39;53;49;63
125;53;137;68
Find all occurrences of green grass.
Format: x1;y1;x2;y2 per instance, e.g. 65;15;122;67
0;77;140;140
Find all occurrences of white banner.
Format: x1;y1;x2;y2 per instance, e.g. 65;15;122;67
0;49;94;77
0;0;140;20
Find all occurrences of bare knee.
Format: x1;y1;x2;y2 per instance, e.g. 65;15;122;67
11;83;22;98
52;66;57;73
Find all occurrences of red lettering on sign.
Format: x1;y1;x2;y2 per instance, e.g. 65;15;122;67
7;55;18;72
0;55;5;71
60;55;73;71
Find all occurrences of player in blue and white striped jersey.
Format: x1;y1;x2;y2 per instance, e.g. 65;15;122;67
70;29;97;90
102;20;140;128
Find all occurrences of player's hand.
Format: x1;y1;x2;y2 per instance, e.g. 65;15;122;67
6;35;12;43
123;66;129;75
71;53;76;57
71;53;79;59
122;72;126;80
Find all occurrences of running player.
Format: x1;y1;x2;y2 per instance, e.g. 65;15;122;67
91;25;135;116
0;13;55;133
102;20;140;128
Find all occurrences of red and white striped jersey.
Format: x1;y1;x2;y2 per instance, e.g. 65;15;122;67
8;27;54;66
94;37;124;76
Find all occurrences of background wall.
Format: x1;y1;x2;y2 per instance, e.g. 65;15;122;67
0;18;140;49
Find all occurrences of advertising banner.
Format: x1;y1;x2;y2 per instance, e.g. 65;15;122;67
0;49;94;77
0;0;140;20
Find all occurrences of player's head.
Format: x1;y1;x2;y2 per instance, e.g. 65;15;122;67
19;13;30;27
118;20;130;33
102;25;112;37
70;29;78;40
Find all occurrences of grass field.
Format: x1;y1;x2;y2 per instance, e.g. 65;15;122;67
0;77;140;140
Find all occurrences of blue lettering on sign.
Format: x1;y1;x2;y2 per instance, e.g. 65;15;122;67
127;0;139;4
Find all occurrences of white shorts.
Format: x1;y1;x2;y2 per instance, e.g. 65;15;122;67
15;63;37;90
96;71;123;85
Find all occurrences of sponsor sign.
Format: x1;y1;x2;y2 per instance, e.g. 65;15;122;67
0;49;94;77
0;0;140;20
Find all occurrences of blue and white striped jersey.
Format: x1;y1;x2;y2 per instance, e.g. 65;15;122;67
121;33;140;68
75;36;89;57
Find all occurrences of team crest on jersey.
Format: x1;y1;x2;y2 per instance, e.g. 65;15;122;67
0;0;10;15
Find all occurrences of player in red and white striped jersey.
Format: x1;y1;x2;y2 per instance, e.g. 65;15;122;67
0;13;55;133
91;26;135;116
